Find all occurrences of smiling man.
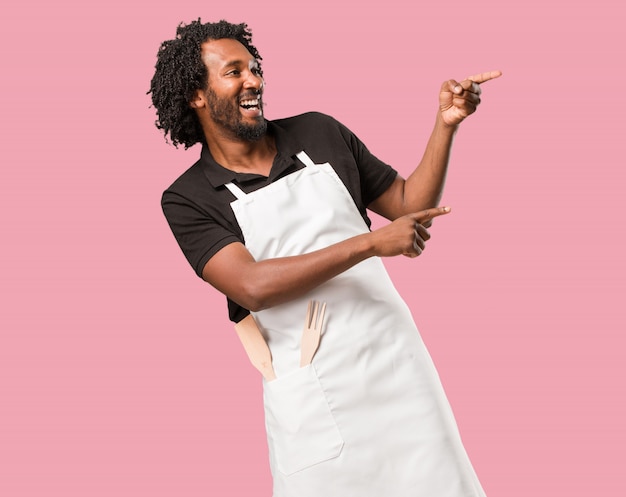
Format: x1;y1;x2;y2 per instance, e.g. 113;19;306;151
150;19;500;497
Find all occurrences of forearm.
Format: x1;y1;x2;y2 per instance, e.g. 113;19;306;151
203;233;376;312
246;235;378;310
368;114;458;221
403;113;458;211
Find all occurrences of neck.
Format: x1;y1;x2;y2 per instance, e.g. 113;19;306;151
204;128;276;177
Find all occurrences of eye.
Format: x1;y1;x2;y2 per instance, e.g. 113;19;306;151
226;69;241;76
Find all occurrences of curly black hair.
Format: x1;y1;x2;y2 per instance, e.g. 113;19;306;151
148;19;263;149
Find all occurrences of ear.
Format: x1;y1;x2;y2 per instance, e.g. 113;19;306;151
189;89;206;109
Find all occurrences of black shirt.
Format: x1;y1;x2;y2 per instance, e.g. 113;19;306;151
162;112;397;322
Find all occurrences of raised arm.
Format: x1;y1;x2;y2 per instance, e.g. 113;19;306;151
369;70;502;221
202;207;450;311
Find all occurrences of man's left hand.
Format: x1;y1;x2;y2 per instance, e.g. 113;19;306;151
439;70;502;127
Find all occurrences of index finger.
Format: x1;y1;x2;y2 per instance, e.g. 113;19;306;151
410;206;451;223
466;70;502;84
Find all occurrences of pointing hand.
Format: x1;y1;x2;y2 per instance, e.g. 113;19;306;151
439;70;502;126
371;207;451;258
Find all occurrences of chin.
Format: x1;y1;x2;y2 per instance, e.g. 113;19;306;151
236;120;267;141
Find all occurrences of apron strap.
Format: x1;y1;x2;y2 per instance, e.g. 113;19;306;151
224;182;246;200
296;151;316;168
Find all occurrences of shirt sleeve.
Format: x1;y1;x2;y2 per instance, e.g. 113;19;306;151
161;190;241;278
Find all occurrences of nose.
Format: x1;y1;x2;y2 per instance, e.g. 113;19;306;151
244;71;264;92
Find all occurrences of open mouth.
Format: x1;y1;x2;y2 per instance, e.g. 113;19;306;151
239;97;261;111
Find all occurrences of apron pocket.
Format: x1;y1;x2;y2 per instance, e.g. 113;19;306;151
264;364;344;476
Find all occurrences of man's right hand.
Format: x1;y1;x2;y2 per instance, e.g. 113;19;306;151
369;206;451;258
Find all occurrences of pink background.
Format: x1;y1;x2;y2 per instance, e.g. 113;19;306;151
1;1;624;496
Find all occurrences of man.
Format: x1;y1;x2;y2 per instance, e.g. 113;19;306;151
151;19;500;497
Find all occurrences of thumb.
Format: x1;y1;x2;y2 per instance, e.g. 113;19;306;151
442;79;463;95
450;80;463;95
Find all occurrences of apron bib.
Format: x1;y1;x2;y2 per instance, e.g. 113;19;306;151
225;151;485;497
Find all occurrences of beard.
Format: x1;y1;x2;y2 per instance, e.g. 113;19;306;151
205;86;267;141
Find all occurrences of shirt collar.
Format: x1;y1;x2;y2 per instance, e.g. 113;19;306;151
200;120;304;188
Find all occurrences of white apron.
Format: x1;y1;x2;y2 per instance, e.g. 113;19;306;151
225;152;485;497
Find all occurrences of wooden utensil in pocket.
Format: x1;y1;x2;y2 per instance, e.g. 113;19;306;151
300;300;327;367
234;314;277;381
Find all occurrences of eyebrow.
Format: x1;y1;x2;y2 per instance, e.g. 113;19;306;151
223;60;244;68
223;59;259;69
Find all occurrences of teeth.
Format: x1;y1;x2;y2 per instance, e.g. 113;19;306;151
240;98;259;107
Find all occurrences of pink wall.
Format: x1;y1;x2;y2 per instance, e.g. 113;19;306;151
1;1;624;496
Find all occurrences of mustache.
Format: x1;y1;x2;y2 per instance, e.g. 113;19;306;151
238;89;262;101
